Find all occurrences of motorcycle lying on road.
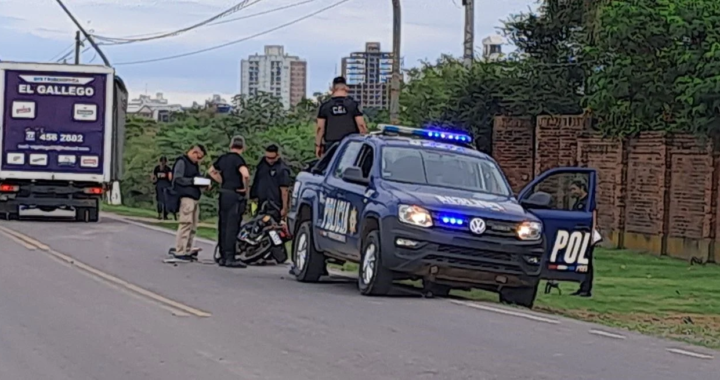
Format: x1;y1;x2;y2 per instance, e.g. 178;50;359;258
214;201;291;265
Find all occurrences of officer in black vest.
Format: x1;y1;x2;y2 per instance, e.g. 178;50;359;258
170;144;207;260
569;180;593;297
208;136;250;268
315;76;368;158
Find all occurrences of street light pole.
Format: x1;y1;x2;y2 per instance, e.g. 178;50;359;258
389;0;401;124
463;0;475;67
55;0;111;66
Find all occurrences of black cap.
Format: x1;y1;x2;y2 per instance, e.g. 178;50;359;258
332;76;347;85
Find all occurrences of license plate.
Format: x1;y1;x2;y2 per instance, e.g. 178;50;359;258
268;230;282;246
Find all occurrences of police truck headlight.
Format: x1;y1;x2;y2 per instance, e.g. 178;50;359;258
517;221;542;240
398;205;433;228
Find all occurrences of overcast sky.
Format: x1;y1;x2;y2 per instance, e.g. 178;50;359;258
0;0;536;106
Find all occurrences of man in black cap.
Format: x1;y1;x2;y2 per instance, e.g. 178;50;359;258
315;76;368;158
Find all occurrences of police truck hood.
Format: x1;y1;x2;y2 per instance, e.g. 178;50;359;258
382;181;533;222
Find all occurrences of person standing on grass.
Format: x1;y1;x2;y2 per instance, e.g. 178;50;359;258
170;145;208;260
569;180;593;297
208;136;250;268
151;156;173;220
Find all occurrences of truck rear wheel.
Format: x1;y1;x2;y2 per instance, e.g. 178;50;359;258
293;221;325;283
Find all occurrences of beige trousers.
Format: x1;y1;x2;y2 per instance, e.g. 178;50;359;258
175;197;200;256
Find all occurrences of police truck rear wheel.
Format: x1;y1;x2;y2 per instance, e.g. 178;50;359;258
358;230;393;296
499;285;538;309
293;221;325;282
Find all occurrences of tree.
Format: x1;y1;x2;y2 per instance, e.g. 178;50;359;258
584;0;720;136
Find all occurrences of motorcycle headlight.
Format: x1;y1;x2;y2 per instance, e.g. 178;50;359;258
517;221;542;240
398;205;433;228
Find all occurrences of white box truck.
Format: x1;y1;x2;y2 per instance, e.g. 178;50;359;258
0;61;127;222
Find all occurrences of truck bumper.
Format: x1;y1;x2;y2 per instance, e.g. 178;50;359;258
0;195;99;212
379;217;544;288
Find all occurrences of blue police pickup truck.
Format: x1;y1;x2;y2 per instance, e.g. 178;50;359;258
288;125;597;308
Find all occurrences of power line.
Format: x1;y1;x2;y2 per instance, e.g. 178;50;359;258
210;0;317;26
115;0;352;66
92;0;255;44
48;42;75;61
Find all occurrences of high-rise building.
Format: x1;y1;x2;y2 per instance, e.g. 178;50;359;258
240;45;307;109
341;42;393;110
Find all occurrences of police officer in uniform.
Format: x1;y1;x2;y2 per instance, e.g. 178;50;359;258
569;180;593;297
315;76;368;158
152;156;173;220
208;136;250;268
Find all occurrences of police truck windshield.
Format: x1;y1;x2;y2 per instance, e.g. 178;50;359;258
380;147;511;196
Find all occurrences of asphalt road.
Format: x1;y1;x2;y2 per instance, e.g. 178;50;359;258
0;213;718;380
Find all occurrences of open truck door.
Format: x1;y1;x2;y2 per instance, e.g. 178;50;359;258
517;167;597;283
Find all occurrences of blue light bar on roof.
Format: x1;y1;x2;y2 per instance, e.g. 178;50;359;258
379;124;473;144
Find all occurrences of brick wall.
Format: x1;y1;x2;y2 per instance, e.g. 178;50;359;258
492;116;534;193
493;116;720;262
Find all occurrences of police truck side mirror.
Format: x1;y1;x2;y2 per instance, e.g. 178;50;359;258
341;166;369;186
520;191;552;209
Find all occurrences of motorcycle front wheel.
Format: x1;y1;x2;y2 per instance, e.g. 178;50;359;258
236;238;272;264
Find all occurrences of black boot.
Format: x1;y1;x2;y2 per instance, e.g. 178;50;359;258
224;258;247;268
222;252;246;268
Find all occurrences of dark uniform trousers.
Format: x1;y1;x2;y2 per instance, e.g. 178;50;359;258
156;185;169;218
218;190;247;262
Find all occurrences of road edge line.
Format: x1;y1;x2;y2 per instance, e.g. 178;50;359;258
589;329;626;340
0;224;211;318
101;213;216;245
448;299;560;325
666;348;714;360
0;228;38;250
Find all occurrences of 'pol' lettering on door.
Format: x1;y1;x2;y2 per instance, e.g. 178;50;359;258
549;230;591;265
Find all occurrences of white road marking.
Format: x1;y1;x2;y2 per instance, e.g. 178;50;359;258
666;348;714;360
449;299;560;325
0;224;211;318
589;329;626;340
0;228;37;250
101;213;216;245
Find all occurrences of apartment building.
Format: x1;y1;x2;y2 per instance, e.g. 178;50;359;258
240;45;307;109
341;42;393;110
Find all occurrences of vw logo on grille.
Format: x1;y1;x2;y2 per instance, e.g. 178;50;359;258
469;218;486;235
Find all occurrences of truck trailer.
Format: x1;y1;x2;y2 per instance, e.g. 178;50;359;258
0;61;127;222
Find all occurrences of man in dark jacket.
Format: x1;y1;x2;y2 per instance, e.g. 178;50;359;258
315;76;368;158
250;144;292;220
171;144;207;260
569;180;593;297
151;156;173;220
208;136;250;268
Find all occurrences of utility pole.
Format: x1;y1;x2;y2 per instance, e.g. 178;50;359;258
462;0;474;67
389;0;402;124
55;0;111;66
74;31;83;64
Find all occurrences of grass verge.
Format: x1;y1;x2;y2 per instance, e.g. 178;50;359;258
105;204;720;349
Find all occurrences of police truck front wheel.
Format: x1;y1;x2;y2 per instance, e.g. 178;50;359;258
499;284;538;309
293;221;325;282
358;230;393;296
